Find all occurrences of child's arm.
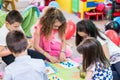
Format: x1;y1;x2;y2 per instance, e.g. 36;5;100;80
59;34;66;62
85;70;93;80
0;45;12;57
97;33;110;60
85;63;95;80
102;43;110;60
33;26;59;63
33;26;46;55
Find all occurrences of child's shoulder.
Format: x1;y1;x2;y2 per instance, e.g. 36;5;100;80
31;58;45;66
0;24;7;30
4;61;17;73
31;58;44;62
30;59;46;72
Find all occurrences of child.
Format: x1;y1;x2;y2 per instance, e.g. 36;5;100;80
76;20;120;80
77;37;113;80
33;6;72;63
0;10;23;65
3;30;48;80
0;10;45;65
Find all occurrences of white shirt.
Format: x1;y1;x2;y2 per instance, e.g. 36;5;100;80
0;24;9;46
0;24;24;46
97;32;120;56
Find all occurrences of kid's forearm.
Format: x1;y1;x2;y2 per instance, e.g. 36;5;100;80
0;46;12;57
34;45;51;59
102;44;110;60
61;39;66;52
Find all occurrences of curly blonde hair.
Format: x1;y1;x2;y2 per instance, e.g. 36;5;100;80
40;6;66;39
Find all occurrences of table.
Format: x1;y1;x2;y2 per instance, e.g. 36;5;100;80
48;62;82;80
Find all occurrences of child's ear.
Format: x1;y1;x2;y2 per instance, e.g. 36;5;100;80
5;21;11;29
5;21;10;26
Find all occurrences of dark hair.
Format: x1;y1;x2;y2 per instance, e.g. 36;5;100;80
77;37;110;72
6;30;28;53
6;10;23;24
76;20;105;46
40;6;66;39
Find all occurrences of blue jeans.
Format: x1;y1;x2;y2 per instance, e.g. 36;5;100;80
111;62;120;80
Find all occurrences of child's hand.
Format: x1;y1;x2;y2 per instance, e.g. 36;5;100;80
27;39;32;48
59;52;66;62
48;55;60;63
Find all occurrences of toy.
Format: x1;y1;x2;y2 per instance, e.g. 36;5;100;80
105;30;120;46
38;6;45;12
46;67;56;75
58;58;79;69
48;1;59;8
49;75;63;80
45;62;57;75
73;0;104;19
65;20;76;40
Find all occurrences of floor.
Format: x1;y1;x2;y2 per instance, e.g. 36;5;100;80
0;0;111;77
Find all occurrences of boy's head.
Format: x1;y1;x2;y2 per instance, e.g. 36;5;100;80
6;30;28;54
5;10;23;31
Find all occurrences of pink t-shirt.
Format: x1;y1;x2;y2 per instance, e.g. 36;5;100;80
33;25;72;57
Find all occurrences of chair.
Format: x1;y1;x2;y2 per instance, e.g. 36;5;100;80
96;3;105;20
85;12;97;20
85;3;105;20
